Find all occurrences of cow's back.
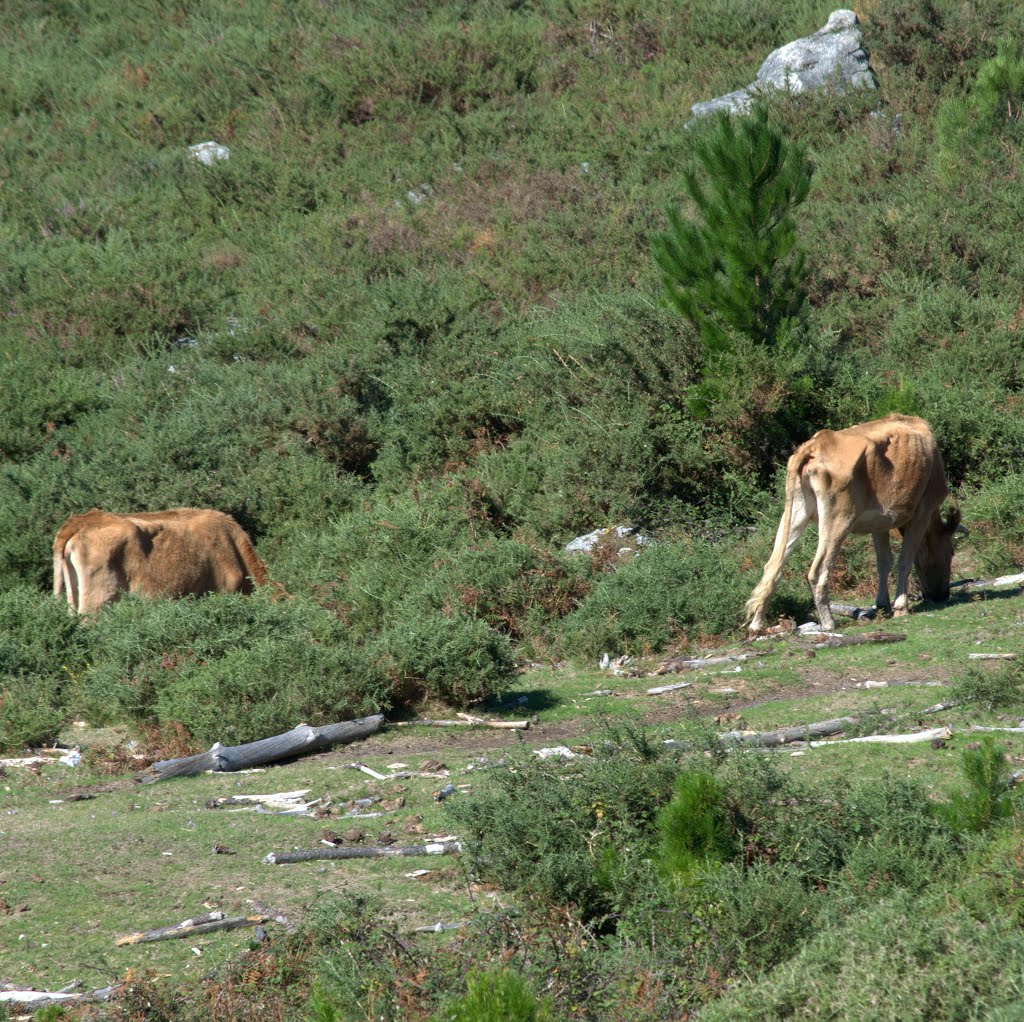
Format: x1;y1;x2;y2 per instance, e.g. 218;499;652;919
125;509;262;597
804;415;946;530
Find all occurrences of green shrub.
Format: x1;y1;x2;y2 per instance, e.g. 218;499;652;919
446;732;679;921
655;770;737;880
698;890;1024;1022
950;664;1024;712
77;593;389;744
377;609;516;708
0;586;89;750
941;737;1019;833
936;41;1024;183
0;674;68;751
433;970;551;1022
557;538;751;655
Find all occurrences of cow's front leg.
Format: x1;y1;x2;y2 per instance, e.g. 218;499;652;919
872;531;893;614
892;517;929;616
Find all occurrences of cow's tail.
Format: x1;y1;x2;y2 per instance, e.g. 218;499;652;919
53;521;76;605
53;544;66;599
236;533;269;590
744;450;808;631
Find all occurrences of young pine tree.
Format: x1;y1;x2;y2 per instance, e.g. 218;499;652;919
653;107;813;418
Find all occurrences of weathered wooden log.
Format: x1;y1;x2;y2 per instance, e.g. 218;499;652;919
116;912;266;946
952;571;1024;592
809;726;951;747
396;719;530;730
265;841;462;865
654;653;754;676
919;700;959;715
811;632;906;649
856;680;943;689
830;603;878;620
967;653;1016;661
646;680;692;695
145;716;384;782
716;717;860;748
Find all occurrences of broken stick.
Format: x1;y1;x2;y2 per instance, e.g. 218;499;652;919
116;912;267;946
646;680;693;695
265;841;462;865
396;719;530;730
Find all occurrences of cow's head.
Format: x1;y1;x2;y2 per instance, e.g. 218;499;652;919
914;506;963;602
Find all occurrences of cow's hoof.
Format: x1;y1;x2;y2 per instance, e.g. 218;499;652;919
893;606;909;618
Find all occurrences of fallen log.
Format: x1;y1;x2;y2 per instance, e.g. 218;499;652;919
144;716;384;782
716;717;859;748
809;726;951;747
654;653;755;676
967;653;1016;661
396;719;530;730
920;700;959;715
830;603;878;621
646;680;692;696
952;571;1024;591
411;921;467;934
265;841;462;865
115;912;266;946
856;680;943;689
665;700;960;752
811;632;906;649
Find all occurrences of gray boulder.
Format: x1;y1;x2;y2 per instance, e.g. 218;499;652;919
690;10;876;121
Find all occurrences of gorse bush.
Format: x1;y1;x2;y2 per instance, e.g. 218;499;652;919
941;737;1019;833
446;729;680;921
2;0;1024;733
654;769;738;880
73;593;389;746
698;891;1024;1022
433;970;552;1022
936;41;1024;182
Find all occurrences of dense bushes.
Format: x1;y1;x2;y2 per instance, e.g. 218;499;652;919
4;0;1024;740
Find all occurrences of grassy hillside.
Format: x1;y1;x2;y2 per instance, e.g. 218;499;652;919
5;2;1024;1017
3;0;1024;742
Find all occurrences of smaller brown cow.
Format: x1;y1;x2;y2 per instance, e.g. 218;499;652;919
53;508;267;615
745;415;962;634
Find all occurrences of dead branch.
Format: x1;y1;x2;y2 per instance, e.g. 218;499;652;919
952;571;1024;592
967;653;1016;661
115;912;266;946
654;653;755;676
143;715;384;782
830;603;878;620
646;680;692;695
396;718;530;730
809;726;952;747
716;717;859;748
265;841;462;865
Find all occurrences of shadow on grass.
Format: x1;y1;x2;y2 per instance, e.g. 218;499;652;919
482;688;560;715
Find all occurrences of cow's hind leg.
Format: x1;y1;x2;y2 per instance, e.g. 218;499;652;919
804;478;849;633
872;531;893;614
746;490;814;632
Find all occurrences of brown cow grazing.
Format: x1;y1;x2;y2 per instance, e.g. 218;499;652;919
745;414;962;634
53;508;267;615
